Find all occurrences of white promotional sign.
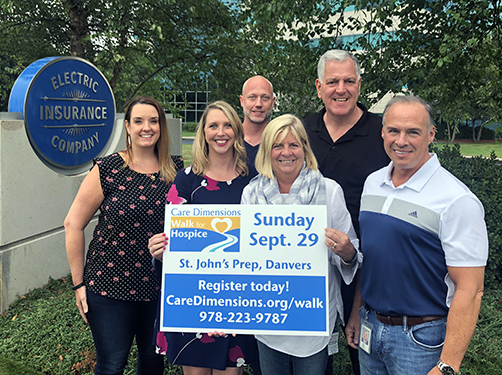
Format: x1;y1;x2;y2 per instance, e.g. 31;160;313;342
160;204;329;336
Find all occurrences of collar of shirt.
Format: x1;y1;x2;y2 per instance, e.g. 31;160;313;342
311;102;370;139
382;153;441;192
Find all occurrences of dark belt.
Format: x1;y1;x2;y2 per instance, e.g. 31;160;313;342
374;312;446;327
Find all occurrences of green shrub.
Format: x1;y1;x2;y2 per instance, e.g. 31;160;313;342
430;143;502;290
462;289;502;374
0;276;95;374
182;122;198;132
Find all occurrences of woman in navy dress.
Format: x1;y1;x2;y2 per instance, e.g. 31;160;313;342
148;101;258;375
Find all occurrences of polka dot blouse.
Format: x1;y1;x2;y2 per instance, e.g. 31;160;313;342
84;153;184;301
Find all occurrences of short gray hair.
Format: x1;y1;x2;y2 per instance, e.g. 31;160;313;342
382;95;435;130
317;50;361;82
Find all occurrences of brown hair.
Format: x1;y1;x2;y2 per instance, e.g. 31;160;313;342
123;95;176;182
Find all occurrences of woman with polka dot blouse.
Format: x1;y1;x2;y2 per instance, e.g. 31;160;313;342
64;96;183;375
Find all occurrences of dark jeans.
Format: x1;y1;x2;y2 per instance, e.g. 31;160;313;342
86;291;164;375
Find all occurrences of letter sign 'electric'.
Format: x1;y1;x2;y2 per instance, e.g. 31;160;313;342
9;56;116;174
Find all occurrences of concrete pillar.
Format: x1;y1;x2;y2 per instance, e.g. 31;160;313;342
0;112;181;312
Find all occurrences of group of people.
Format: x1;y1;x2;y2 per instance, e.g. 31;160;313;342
65;50;488;375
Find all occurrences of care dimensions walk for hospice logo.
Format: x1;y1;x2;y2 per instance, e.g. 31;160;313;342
9;56;116;174
169;206;242;253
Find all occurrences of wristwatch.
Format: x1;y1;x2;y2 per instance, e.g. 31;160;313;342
437;359;460;375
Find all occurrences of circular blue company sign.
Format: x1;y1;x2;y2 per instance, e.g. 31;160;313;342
9;56;116;172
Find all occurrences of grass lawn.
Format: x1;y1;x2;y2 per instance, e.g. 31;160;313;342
433;140;502;158
0;356;44;375
182;143;192;166
182;131;196;138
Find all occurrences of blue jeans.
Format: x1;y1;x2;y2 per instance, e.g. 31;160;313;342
358;306;446;375
257;340;328;375
86;291;164;375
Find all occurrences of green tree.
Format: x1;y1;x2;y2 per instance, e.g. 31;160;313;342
239;0;502;125
237;0;361;117
355;0;502;140
0;0;245;112
3;0;501;124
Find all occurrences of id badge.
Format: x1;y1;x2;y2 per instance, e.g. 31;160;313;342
327;331;339;355
359;319;373;354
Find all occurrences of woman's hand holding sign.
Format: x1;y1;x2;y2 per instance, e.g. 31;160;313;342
148;233;168;261
324;228;357;266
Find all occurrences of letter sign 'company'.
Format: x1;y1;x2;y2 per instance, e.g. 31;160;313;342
8;57;116;174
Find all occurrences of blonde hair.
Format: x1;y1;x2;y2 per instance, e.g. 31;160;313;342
255;114;318;178
191;101;248;176
123;95;176;183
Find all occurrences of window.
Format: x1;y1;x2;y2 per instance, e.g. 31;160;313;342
173;91;210;124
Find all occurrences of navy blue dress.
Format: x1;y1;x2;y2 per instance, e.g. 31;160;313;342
155;165;258;370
